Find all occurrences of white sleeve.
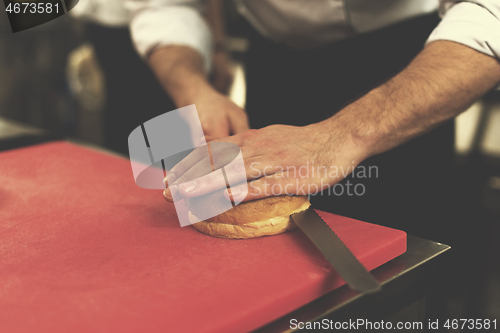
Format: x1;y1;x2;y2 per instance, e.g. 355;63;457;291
123;0;213;73
426;0;500;60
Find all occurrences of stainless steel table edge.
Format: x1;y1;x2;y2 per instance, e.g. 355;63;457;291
253;235;451;333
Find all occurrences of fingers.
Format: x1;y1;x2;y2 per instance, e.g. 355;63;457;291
177;149;248;198
164;141;245;202
167;130;247;187
166;146;287;200
172;142;239;182
163;184;179;203
176;147;289;198
177;169;232;198
165;145;211;187
165;143;231;186
164;189;173;202
164;128;262;199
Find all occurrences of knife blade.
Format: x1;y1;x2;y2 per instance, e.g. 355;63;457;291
291;207;381;293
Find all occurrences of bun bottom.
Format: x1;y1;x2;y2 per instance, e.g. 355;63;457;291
191;213;298;239
189;199;311;239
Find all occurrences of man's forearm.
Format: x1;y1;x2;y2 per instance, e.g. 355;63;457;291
328;40;500;160
148;46;215;107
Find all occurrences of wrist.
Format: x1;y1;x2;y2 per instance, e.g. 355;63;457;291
149;45;216;107
309;110;377;166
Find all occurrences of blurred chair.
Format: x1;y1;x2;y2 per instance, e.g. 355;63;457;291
66;43;105;145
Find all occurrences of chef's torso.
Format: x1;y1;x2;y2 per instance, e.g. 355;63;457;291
72;0;438;48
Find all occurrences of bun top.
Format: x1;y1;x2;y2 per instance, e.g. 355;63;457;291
186;193;310;225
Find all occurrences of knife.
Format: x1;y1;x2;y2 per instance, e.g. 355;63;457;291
291;207;381;294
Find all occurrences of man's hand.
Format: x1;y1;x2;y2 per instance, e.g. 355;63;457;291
149;45;248;141
163;120;369;203
191;89;249;142
163;40;500;203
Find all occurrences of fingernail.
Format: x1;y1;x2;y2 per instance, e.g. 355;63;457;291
165;173;176;187
164;185;179;202
226;187;242;201
180;180;196;193
163;188;173;202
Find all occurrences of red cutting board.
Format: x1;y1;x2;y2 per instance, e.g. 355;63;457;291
0;142;406;333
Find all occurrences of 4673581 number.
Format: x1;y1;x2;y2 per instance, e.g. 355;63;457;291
443;318;497;330
5;2;60;14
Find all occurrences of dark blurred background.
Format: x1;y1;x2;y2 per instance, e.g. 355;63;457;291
0;2;499;328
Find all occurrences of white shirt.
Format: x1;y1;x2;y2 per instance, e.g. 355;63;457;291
72;0;500;75
71;0;131;26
